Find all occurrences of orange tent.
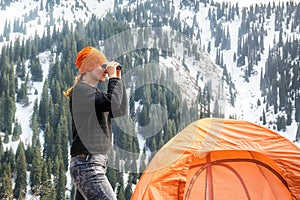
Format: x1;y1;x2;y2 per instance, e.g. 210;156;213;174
131;118;300;200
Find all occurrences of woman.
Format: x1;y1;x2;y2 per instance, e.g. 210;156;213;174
64;46;127;199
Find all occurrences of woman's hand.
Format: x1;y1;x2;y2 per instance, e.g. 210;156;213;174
106;61;121;79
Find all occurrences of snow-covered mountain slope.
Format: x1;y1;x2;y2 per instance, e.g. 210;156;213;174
0;0;114;49
1;0;299;154
172;0;300;147
0;0;299;198
1;0;299;152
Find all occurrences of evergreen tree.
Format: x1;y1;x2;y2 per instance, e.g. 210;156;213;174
12;119;22;141
115;149;121;174
116;171;125;200
41;160;50;184
262;109;266;125
0;164;13;200
46;158;53;179
43;122;54;160
39;79;49;130
107;150;117;189
40;178;56;200
164;119;174;142
139;103;150;127
296;93;300;123
53;155;60;180
257;98;261;107
40;0;44;10
30;138;43;193
266;2;271;19
25;144;34;166
16;81;28;105
0;50;16;135
0;138;3;159
13;37;21;62
3;19;11;37
30;52;43;82
125;173;133;200
213;100;220;117
291;62;299;91
13;142;27;199
31;99;40;146
55;160;66;200
3;92;15;135
56;114;69;171
295;123;300;142
3;147;15;174
138;147;147;179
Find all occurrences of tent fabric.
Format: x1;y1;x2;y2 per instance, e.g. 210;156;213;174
131;118;300;200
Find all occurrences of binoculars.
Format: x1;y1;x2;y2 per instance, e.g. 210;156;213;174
102;64;122;70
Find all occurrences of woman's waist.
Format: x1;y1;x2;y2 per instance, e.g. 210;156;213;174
70;153;109;166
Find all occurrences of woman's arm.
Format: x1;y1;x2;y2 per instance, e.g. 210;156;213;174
110;79;127;118
95;78;127;115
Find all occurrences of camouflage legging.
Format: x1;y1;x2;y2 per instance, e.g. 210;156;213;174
70;154;116;200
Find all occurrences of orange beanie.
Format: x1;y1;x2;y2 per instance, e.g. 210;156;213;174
75;46;107;74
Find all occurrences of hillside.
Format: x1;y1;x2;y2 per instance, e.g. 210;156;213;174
0;0;299;199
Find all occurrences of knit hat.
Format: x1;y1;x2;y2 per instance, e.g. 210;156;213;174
75;46;107;74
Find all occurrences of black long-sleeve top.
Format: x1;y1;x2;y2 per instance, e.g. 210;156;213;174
69;78;127;156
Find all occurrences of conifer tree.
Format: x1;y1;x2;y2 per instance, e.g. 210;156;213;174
56;160;66;200
296;93;300;123
125;173;133;200
12;119;22;141
164;119;173;143
0;138;3;159
40;0;44;10
30;50;43;82
25;144;34;166
139;104;150;127
3;93;15;135
3;19;11;37
46;158;53;178
129;84;135;118
0;164;13;200
0;49;16;135
41;160;50;184
43;122;54;160
30;138;43;193
107;150;117;189
295;123;300;142
39;79;49;130
31;100;40;146
57;115;69;171
16;81;28;104
131;154;138;184
157;132;164;151
138;148;147;179
262;109;267;125
13;142;27;199
40;178;56;200
53;155;60;179
3;147;15;174
149;136;157;152
291;62;299;91
117;171;125;200
13;37;21;62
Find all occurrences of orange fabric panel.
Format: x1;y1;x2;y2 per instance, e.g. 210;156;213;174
131;118;300;200
184;156;292;200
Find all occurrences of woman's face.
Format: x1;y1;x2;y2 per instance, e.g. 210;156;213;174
90;64;107;82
